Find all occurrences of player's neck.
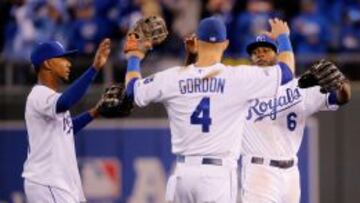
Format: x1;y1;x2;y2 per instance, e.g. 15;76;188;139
195;53;222;67
37;71;60;91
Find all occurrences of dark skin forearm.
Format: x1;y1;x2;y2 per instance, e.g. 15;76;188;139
336;80;351;105
183;34;197;66
89;107;100;118
185;52;197;66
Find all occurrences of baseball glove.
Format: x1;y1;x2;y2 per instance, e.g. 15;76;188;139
124;16;168;54
97;84;133;118
298;59;347;93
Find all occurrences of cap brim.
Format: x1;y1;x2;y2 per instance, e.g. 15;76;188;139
246;42;277;55
55;49;78;58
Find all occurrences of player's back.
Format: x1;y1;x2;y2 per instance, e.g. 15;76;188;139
164;63;246;159
134;63;282;160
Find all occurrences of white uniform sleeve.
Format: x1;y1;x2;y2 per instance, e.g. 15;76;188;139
134;72;167;107
232;65;281;99
302;85;338;116
32;86;61;119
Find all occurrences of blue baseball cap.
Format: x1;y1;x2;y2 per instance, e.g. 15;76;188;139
197;17;227;43
246;34;278;55
30;41;77;71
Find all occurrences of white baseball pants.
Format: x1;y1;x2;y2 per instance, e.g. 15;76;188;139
24;179;79;203
166;156;238;203
239;156;300;203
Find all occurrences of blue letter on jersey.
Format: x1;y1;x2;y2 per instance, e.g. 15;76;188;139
246;87;302;121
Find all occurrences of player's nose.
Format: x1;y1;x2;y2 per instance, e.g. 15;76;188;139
66;61;72;69
256;53;265;59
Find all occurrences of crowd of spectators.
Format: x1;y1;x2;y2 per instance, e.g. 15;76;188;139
1;0;360;61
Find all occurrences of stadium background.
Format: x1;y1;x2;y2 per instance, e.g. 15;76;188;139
0;0;359;202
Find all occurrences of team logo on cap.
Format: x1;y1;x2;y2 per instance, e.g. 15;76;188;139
209;37;217;42
256;35;266;42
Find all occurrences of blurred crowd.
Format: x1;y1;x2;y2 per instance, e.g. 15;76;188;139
1;0;360;62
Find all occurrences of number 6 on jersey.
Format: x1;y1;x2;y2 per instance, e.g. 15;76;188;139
287;112;297;131
191;97;212;133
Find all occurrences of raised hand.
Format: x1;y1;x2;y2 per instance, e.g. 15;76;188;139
93;38;111;70
124;16;168;60
123;34;152;60
184;33;197;54
265;18;290;40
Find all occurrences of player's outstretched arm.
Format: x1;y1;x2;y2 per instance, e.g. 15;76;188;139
332;80;351;105
125;54;143;85
71;108;98;135
124;49;145;103
56;38;111;113
121;16;168;107
299;59;351;106
122;28;151;97
71;97;114;135
302;81;351;116
123;30;151;85
123;15;168;85
266;18;295;74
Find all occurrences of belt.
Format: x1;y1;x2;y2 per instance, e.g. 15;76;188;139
251;157;294;169
177;155;223;166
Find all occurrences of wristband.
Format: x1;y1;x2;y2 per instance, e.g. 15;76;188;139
276;34;292;53
127;56;141;72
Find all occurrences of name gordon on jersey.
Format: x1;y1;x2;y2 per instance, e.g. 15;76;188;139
178;77;225;94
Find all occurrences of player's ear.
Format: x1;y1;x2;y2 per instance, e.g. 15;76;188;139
42;60;52;71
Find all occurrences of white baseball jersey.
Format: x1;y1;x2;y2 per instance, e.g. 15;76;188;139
22;85;85;202
242;78;338;158
134;63;284;160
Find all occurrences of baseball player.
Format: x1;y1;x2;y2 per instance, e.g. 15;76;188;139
239;34;351;203
22;39;110;203
122;16;294;203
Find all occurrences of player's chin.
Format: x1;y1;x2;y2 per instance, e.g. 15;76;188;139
61;74;70;81
256;60;273;67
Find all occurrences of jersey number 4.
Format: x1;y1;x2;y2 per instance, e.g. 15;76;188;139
191;97;212;133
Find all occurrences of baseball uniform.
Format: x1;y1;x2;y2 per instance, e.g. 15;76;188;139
240;78;338;203
133;62;286;203
22;85;85;203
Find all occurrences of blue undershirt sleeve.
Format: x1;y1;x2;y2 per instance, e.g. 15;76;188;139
328;91;338;105
126;78;138;101
278;62;293;85
72;111;93;134
125;56;141;101
56;66;98;113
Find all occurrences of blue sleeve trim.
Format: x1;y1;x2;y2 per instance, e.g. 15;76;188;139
276;34;293;53
278;62;293;85
126;78;138;101
127;56;141;72
56;66;98;113
328;91;338;105
72;111;93;134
